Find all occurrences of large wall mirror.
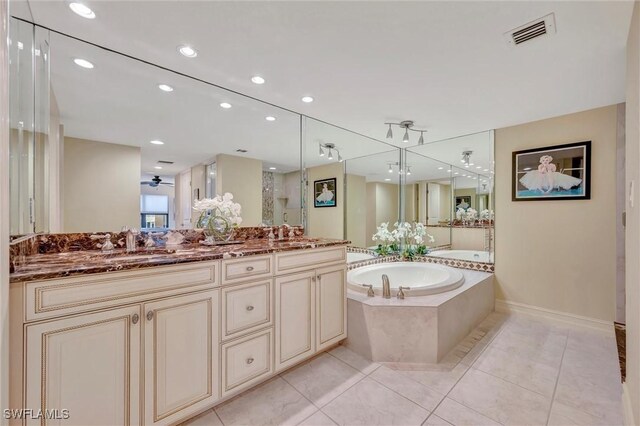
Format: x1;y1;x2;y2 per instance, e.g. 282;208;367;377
407;130;495;264
303;117;398;243
9;19;303;235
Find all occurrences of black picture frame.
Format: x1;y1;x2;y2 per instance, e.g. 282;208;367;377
313;178;337;208
512;141;592;201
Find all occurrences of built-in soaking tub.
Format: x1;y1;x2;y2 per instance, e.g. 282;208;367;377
428;249;493;263
347;252;377;263
347;262;464;297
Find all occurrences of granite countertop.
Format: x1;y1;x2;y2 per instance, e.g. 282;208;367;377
10;237;350;283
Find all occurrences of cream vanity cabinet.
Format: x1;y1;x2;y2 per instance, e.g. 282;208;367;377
274;248;347;372
10;246;347;426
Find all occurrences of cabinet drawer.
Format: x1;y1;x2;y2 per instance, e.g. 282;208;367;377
275;247;346;275
24;262;219;322
221;329;273;396
222;279;272;340
222;255;273;285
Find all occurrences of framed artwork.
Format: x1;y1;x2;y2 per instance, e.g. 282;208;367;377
512;141;591;201
314;178;337;208
455;196;472;210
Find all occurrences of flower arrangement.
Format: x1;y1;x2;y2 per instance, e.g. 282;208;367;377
193;193;242;243
372;221;435;259
457;207;478;226
480;209;494;221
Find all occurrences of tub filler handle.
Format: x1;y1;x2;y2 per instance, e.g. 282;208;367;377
361;284;375;297
397;286;411;300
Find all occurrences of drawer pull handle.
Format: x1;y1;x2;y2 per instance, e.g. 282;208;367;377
246;305;255;311
246;266;255;272
246;357;254;365
146;310;154;321
131;314;139;325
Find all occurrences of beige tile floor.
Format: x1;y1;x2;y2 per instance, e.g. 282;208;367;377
183;312;624;426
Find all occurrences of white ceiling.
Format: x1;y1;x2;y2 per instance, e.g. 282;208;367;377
17;0;633;148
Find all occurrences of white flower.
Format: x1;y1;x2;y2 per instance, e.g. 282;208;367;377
193;193;243;229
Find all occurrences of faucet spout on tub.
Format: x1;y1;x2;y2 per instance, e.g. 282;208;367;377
382;274;391;299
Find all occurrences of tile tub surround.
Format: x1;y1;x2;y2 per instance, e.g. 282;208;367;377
182;312;624;426
346;269;495;363
9;235;348;283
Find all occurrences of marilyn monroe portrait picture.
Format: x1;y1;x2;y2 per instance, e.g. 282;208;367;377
314;178;337;208
512;141;591;201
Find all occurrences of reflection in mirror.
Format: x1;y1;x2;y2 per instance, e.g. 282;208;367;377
9;19;50;235
11;22;303;235
408;130;494;264
303;117;398;246
405;151;452;250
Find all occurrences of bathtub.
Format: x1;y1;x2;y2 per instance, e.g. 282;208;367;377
347;262;464;297
428;249;493;263
347;252;377;263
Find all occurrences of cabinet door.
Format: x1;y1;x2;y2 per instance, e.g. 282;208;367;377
25;305;141;426
143;290;220;426
275;271;315;372
316;265;347;351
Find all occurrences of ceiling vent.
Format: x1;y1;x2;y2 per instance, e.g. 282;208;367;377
504;13;556;47
157;160;174;164
236;149;248;153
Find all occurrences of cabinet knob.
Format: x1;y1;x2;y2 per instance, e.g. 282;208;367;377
312;276;316;282
131;313;139;325
246;266;254;272
246;357;254;365
246;305;254;311
146;310;154;321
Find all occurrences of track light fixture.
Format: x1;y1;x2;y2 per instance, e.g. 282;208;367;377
318;142;342;163
461;150;473;166
387;162;412;175
384;120;427;144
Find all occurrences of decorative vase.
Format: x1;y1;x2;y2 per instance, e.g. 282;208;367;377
198;214;235;244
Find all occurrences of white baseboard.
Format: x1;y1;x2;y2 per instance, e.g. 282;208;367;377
495;299;613;333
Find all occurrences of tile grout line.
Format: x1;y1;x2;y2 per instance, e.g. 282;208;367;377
421;323;510;426
545;333;569;425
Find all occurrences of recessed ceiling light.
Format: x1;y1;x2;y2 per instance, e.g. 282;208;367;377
454;172;459;175
476;166;482;169
73;58;94;69
265;116;276;121
69;2;95;19
178;45;198;58
269;167;277;170
158;84;174;92
438;167;443;170
301;96;314;103
154;166;162;170
251;76;265;84
220;102;232;109
384;178;391;181
483;169;489;172
150;140;164;145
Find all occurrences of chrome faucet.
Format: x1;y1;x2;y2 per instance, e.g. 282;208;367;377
382;274;391;299
90;233;114;251
397;286;411;299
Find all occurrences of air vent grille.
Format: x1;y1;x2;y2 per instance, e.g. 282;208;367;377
157;160;174;164
236;149;248;153
512;21;546;45
504;13;556;47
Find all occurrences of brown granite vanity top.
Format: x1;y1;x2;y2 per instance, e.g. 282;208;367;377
10;237;350;283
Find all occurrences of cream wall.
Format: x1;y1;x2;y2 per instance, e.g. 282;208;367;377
364;181;400;247
215;154;262;226
63;137;140;232
346;174;367;247
307;162;344;239
625;2;640;423
495;105;618;322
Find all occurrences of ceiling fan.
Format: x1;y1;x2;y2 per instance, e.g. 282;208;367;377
140;175;174;188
